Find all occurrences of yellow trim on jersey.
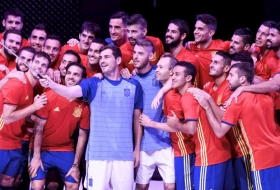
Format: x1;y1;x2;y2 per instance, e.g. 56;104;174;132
238;119;255;171
232;125;249;156
0;114;4;130
176;131;188;156
198;118;208;166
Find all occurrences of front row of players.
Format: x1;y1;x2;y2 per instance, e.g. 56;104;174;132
1;39;280;190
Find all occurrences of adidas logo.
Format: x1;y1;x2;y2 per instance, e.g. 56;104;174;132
54;107;60;112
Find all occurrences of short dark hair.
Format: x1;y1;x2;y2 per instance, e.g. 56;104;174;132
100;45;122;59
196;14;217;31
18;46;36;57
230;62;254;84
126;14;147;30
110;11;129;26
233;27;253;45
31;23;47;34
215;51;232;66
80;21;100;38
64;50;81;63
270;21;280;33
4;8;24;22
135;38;155;53
170;19;189;37
91;38;108;46
33;51;51;68
261;20;275;28
3;29;22;40
160;53;178;69
231;52;254;66
46;34;62;48
66;62;87;79
176;61;197;85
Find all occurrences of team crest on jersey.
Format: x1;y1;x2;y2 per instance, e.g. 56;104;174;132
73;107;82;117
124;87;130;97
152;77;160;87
128;59;134;64
216;95;222;105
211;51;217;57
150;52;157;62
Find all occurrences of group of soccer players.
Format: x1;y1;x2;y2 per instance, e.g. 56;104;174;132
0;6;280;190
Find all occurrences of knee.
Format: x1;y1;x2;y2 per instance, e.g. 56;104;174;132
31;181;45;190
46;181;60;190
65;182;79;190
164;183;175;190
136;183;149;190
0;175;15;187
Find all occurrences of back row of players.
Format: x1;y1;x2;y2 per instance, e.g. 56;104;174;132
0;7;280;190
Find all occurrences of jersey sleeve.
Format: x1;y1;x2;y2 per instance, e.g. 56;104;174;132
78;104;90;131
79;77;99;103
164;91;184;120
133;79;143;109
221;100;242;126
2;79;23;105
181;92;200;122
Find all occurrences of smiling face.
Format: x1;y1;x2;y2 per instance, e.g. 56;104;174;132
109;18;127;42
29;29;47;52
126;24;146;46
193;20;212;44
155;57;172;83
79;30;95;51
171;65;188;91
59;54;78;77
99;48;120;74
16;50;34;72
87;42;103;65
29;55;49;77
3;33;22;56
229;35;246;54
43;39;61;64
65;65;83;87
267;28;280;50
165;23;182;47
255;24;270;48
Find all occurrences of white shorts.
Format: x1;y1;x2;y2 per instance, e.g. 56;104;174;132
136;147;175;184
84;160;134;190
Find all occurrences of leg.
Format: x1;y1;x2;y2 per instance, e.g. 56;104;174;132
111;160;134;190
252;165;280;190
154;147;175;190
135;150;157;190
83;160;111;190
45;168;61;190
233;154;253;190
31;179;45;190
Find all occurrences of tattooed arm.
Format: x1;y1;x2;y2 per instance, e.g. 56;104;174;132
28;117;47;177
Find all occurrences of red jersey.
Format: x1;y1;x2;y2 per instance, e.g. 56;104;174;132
56;44;82;70
181;86;231;166
34;90;90;151
0;49;17;78
80;54;102;78
189;40;230;89
0;74;33;149
0;32;30;49
204;80;249;159
255;50;279;80
164;89;195;157
175;47;200;87
222;92;280;171
120;36;165;72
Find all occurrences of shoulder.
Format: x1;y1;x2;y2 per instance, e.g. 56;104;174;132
146;36;162;46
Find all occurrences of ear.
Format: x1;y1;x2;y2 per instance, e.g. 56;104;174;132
2;19;5;27
209;30;215;37
78;33;81;40
143;28;147;36
116;56;122;66
244;44;251;51
20;22;23;30
224;65;230;73
186;75;193;83
180;33;187;41
148;52;154;61
239;75;246;84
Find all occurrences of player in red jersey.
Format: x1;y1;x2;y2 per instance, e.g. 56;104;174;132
0;29;22;77
29;62;89;190
79;38;107;78
227;21;280;105
165;19;200;88
188;14;230;89
28;24;47;52
0;51;50;189
188;51;252;190
43;34;62;69
167;61;234;190
57;21;100;65
254;21;279;80
0;8;29;49
139;54;195;190
228;27;253;55
120;14;164;73
206;62;280;189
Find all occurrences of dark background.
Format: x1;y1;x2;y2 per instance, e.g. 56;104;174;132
0;0;278;48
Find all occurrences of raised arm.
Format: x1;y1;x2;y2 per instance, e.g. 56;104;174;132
167;111;197;134
39;76;83;99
